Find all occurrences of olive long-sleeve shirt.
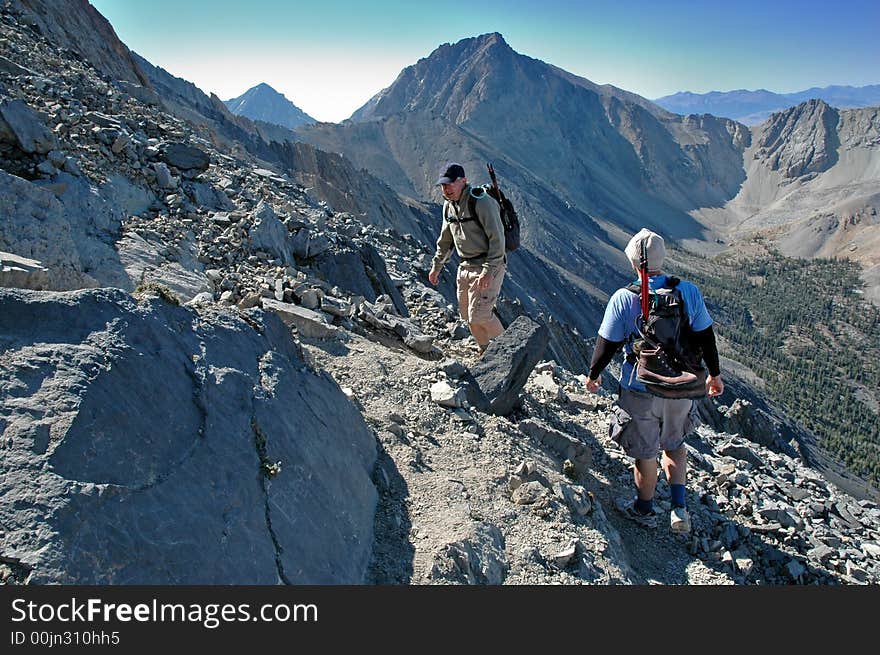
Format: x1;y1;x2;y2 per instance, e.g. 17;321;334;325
431;185;506;276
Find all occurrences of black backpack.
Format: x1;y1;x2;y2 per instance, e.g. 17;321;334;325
625;240;706;399
460;163;521;252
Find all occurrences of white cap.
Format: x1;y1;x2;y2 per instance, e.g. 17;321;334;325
624;228;666;272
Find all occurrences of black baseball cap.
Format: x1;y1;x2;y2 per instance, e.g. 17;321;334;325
436;162;465;185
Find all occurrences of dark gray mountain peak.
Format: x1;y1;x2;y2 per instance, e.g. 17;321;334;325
349;31;666;124
225;82;316;130
233;81;281;97
435;32;511;56
755;99;839;179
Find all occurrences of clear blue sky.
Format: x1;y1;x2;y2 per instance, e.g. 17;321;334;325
90;0;880;123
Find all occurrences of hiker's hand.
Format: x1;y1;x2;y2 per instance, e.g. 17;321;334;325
428;269;440;285
585;375;601;393
473;272;492;291
707;374;724;397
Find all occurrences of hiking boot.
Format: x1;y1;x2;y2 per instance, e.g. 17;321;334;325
636;347;699;388
670;506;691;534
614;497;658;528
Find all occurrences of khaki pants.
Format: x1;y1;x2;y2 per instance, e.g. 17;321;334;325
456;263;505;325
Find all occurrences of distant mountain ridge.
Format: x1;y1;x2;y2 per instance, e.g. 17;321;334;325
697;99;880;304
302;32;748;251
4;0;880;587
655;84;880;125
225;83;315;130
293;32;754;372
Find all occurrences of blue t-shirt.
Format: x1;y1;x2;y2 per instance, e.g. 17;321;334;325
598;274;713;392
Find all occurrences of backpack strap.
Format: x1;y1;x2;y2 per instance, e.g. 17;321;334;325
466;187;487;232
444;187;484;225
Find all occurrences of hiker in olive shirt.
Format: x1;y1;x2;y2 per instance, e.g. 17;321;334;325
428;162;507;352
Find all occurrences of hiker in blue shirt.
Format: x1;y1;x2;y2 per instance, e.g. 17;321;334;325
585;229;724;534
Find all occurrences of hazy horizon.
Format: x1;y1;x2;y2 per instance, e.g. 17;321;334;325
90;0;880;123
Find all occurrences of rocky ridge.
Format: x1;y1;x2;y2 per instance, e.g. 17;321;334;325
701;99;880;303
1;2;878;585
303;298;880;585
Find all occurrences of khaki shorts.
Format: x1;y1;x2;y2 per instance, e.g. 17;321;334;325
608;388;700;460
457;263;505;325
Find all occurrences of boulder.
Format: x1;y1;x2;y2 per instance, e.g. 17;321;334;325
437;359;468;378
249;201;292;265
717;440;765;468
518;418;591;477
320;295;352;318
153;162;176;189
291;227;331;260
430;380;464;408
553;483;593;516
0;251;50;289
184;181;234;211
0;97;59;154
429;523;508;585
116;80;160;106
160;142;210;172
718;399;781;449
262;298;337;339
468;315;549;415
0;288;376;583
313;243;408;317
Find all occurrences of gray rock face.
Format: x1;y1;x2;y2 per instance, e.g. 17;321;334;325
2;168;158;292
0;98;59;154
248;201;292;265
9;0;151;87
0;251;50;288
160;142;210;172
262;298;337;339
756;99;840;179
429;522;508;584
469;316;550;415
0;288;377;583
313;243;408;316
115;232;210;303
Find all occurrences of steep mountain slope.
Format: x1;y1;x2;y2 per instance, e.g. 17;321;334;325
8;0;150;87
656;85;880;125
2;0;880;587
225;82;316;130
297;33;749;294
691;100;880;302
